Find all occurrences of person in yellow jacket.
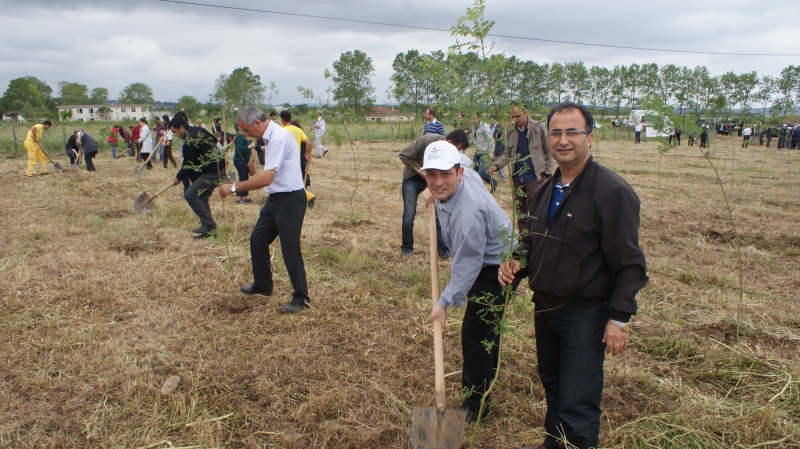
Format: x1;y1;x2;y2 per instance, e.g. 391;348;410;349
24;120;52;176
279;110;317;208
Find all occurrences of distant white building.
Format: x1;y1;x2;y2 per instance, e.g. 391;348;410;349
57;104;152;122
366;106;413;122
2;110;26;122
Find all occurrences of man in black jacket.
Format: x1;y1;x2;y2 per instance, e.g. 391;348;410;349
169;117;226;239
500;102;648;449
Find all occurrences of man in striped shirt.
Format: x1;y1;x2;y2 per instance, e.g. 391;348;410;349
423;107;446;136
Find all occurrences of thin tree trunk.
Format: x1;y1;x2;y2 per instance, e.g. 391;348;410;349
11;119;18;154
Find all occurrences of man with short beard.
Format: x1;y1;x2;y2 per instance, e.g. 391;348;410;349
489;103;554;233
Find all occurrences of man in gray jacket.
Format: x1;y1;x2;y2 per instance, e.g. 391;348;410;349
398;130;471;257
490;103;554;233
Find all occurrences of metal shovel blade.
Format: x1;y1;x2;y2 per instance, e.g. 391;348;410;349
133;191;156;215
134;163;146;180
53;161;65;173
411;407;466;449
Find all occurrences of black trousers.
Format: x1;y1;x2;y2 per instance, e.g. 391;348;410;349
251;189;309;304
85;151;96;172
461;265;521;410
184;172;218;232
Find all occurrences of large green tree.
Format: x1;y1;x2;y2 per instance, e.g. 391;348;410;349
175;95;203;118
1;76;54;118
213;67;266;112
119;82;154;105
332;50;376;114
89;87;109;105
58;81;89;105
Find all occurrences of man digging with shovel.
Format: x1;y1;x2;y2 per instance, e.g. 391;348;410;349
420;141;520;424
168;117;226;239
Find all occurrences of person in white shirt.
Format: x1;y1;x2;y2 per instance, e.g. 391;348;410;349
470;113;497;192
742;126;752;148
138;118;154;169
313;110;328;158
634;121;643;144
219;106;311;314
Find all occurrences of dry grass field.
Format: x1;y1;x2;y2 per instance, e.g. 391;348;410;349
0;130;798;448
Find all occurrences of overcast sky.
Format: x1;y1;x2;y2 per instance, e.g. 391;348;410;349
1;0;798;105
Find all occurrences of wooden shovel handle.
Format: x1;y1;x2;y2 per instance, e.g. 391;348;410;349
140;183;174;207
142;131;170;164
429;202;446;412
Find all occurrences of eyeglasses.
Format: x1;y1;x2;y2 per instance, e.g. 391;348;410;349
549;129;590;138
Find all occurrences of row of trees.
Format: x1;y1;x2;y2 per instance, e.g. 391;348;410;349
0;77;155;120
390;51;800;123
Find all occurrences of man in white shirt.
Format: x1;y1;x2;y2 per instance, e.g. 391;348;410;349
313;110;328;158
742;126;752;148
219;106;311;314
634;121;643;144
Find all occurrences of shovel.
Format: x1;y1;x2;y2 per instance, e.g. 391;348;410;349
411;202;467;449
133;183;174;215
134;132;171;180
39;144;65;173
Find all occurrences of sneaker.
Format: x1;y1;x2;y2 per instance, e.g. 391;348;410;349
240;284;273;296
279;302;309;314
401;249;413;257
307;197;316;208
438;249;450;260
41;171;50;175
323;149;329;156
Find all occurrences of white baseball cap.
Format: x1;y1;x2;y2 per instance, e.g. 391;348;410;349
421;141;461;171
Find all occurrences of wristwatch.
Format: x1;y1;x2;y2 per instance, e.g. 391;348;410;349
231;183;237;193
611;320;631;332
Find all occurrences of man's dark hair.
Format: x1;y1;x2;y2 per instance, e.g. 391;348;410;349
169;118;190;129
280;110;292;122
546;102;594;133
269;111;277;117
489;114;498;120
174;111;189;121
43;120;52;126
426;108;436;118
446;129;469;150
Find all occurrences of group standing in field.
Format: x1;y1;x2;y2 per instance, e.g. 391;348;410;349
49;98;800;449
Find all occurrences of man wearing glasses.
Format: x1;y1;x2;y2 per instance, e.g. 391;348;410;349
499;102;648;449
489;103;553;233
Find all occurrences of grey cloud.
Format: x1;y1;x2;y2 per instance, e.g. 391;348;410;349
0;0;797;104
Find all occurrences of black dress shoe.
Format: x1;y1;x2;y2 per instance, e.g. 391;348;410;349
193;226;217;234
457;404;490;423
192;232;213;239
279;302;309;314
240;284;273;296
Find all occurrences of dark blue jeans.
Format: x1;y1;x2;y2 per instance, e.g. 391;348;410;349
472;152;496;189
233;159;250;197
634;131;641;143
535;302;610;449
401;174;448;253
